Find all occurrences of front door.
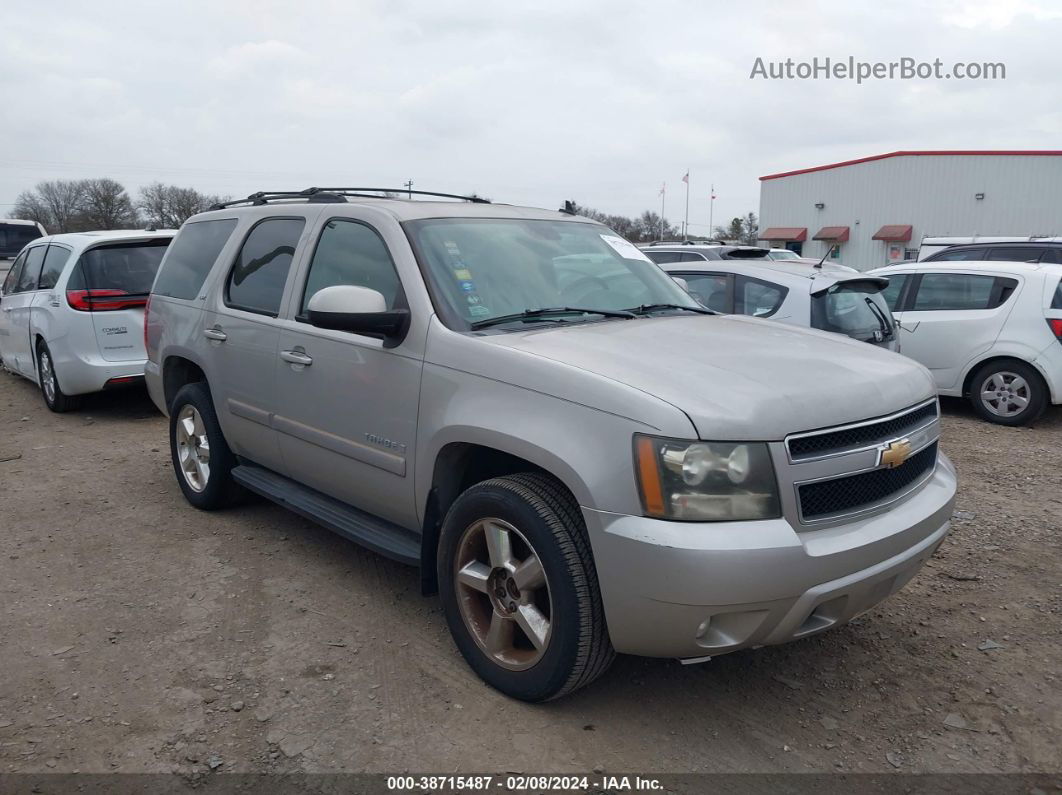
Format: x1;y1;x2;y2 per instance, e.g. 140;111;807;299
6;245;48;376
272;216;423;529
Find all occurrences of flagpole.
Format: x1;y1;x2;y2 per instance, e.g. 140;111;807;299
709;183;714;238
660;183;666;241
683;170;690;242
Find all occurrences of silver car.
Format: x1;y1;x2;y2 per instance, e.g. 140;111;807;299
144;189;956;701
0;230;174;411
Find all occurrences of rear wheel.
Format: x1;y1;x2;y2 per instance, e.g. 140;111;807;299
36;341;81;413
969;360;1047;426
169;382;242;509
438;473;614;701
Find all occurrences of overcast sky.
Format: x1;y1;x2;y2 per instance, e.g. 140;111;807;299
2;0;1059;232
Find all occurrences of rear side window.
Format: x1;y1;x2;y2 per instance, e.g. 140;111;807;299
679;252;706;262
301;219;402;313
987;247;1040;262
38;245;72;290
879;274;908;310
911;273;1015;311
736;275;787;317
67;240;170;295
15;246;47;292
928;247;986;261
1040;248;1062;265
646;250;681;264
226;218;305;316
153;219;238;300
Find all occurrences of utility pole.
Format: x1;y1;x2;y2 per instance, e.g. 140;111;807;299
682;170;690;242
659;182;666;241
404;179;413;199
708;184;715;239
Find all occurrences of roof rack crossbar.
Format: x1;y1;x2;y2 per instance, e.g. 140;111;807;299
208;187;490;211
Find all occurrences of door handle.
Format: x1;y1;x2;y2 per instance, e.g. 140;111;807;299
203;327;227;341
280;349;313;366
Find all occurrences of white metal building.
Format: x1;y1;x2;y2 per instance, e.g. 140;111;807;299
757;151;1062;270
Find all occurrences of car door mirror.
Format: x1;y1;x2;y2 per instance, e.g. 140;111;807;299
306;285;410;342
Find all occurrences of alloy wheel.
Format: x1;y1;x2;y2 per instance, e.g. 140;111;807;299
980;371;1030;418
39;350;56;404
175;404;211;492
454;517;553;671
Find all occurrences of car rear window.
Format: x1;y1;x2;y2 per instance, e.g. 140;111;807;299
153;219;238;300
67;240;171;295
0;222;43;255
1053;279;1062;309
812;281;894;343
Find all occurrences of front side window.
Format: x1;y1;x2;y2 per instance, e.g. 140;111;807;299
153;219;237;300
811;281;894;344
911;273;1000;310
407;219;699;329
735;275;787;317
683;273;730;312
15;246;47;292
226;218;305;316
38;245;72;290
879;274;908;310
301;219;402;313
2;251;27;294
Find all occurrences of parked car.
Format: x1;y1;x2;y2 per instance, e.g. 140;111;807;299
767;248;801;261
916;236;1062;261
642;242;773;263
145;188;956;702
661;258;899;351
0;219;46;259
0;230;174;411
868;260;1062;425
922;241;1062;265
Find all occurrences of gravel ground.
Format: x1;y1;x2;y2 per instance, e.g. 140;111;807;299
0;369;1059;778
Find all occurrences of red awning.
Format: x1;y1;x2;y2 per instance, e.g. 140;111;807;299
761;227;807;241
813;226;850;242
872;224;913;242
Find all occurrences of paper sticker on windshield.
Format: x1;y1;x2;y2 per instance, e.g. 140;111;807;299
600;234;652;262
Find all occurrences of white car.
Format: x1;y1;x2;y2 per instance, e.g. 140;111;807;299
0;230;174;411
868;260;1062;425
660;258;899;351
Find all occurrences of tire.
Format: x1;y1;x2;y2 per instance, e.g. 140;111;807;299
437;472;614;701
169;382;242;509
968;360;1047;426
36;341;81;413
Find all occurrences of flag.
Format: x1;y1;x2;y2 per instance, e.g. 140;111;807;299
681;171;689;184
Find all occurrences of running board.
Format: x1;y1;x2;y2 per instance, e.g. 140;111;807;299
231;464;421;566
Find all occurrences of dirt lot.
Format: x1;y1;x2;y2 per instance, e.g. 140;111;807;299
0;369;1059;778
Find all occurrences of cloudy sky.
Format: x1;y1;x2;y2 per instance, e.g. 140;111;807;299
2;0;1059;232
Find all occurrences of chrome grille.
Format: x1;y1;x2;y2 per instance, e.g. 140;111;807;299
787;400;938;461
797;442;938;521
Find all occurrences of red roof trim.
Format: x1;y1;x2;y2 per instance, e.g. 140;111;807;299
872;224;913;242
761;227;807;241
760;150;1062;181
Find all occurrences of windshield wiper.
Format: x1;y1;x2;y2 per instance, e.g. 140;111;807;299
470;306;636;330
625;303;714;316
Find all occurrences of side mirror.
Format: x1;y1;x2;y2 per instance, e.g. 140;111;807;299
306;285;410;342
671;276;689;292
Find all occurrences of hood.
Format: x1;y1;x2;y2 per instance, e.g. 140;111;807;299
479;315;935;440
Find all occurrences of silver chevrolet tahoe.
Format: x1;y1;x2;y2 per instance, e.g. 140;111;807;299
144;188;957;702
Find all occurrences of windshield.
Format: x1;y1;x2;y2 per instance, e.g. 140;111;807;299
769;250;799;260
406;218;700;329
810;281;894;344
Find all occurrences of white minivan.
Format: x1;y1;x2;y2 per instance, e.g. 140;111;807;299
0;230;173;411
869;260;1062;425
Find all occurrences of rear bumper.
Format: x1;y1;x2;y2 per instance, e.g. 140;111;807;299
52;348;147;396
1032;341;1062;404
583;454;957;658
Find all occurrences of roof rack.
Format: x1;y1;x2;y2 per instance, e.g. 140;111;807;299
209;187;491;211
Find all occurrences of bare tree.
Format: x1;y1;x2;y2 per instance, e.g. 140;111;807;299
14;179;88;233
81;178;139;229
138;182;227;228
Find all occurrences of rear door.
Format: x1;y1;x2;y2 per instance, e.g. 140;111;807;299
0;251;27;366
6;244;48;375
894;272;1019;390
65;239;171;361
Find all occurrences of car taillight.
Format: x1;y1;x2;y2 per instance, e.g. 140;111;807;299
1048;318;1062;341
66;289;148;312
144;293;152;356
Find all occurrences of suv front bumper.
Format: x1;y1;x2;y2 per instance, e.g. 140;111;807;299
583;454;956;658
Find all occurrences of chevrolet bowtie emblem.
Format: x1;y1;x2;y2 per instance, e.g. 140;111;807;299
878;438;912;469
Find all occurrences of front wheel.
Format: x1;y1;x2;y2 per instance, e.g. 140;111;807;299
438;473;614;701
37;341;80;413
969;360;1047;426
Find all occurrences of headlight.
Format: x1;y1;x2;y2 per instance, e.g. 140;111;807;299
634;435;780;521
